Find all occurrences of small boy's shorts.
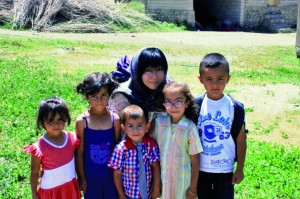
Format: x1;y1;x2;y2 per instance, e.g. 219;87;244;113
197;171;234;199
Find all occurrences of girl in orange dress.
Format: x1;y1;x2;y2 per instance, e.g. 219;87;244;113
24;97;81;199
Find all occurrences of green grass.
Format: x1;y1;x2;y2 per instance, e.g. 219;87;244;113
236;140;300;199
109;2;186;33
0;34;300;198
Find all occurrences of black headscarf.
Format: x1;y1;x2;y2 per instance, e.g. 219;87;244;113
112;47;169;113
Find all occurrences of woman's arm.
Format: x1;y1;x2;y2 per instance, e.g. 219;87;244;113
109;93;131;116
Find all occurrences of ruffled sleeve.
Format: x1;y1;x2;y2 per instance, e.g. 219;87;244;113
24;143;42;158
75;137;80;149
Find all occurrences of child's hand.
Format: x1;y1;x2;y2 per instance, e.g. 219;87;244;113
32;192;40;199
232;169;244;184
79;178;87;193
151;187;161;198
185;187;198;199
118;193;127;199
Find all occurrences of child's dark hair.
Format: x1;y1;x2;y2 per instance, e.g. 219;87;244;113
163;81;199;124
121;105;148;124
36;96;71;130
199;53;229;75
76;72;119;97
134;47;168;83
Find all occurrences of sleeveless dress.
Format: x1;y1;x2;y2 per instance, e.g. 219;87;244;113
83;111;118;199
24;131;81;199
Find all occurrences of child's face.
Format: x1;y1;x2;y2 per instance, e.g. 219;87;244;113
44;113;65;137
198;66;231;100
142;68;165;90
163;89;188;124
122;117;149;145
87;87;109;110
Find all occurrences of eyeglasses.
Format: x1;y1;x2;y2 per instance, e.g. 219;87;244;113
91;93;109;101
163;101;185;108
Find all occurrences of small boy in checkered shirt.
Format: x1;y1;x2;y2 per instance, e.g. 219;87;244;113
108;105;161;199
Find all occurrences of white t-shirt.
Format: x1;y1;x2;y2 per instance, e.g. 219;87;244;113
197;94;235;173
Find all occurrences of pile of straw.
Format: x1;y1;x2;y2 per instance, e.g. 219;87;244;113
12;0;118;31
0;0;14;24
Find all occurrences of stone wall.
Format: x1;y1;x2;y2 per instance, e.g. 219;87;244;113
145;0;195;25
279;6;297;26
244;4;297;30
244;6;267;29
145;8;195;25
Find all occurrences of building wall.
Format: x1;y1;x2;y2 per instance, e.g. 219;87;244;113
145;0;297;30
145;0;195;24
244;0;266;29
278;1;298;26
244;0;297;29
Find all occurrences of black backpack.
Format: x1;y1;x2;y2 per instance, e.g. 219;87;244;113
196;94;247;162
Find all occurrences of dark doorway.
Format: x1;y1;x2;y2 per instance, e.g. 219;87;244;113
194;0;214;28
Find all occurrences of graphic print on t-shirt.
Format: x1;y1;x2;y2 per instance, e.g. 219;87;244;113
90;143;111;164
199;111;231;145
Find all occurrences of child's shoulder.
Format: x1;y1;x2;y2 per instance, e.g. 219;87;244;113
143;135;158;148
196;93;244;108
115;139;127;148
75;111;88;122
65;131;77;138
111;111;120;120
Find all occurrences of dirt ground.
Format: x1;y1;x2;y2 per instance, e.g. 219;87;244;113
1;29;299;147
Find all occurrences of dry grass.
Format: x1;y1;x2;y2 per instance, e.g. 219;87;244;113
8;0;156;32
12;0;116;30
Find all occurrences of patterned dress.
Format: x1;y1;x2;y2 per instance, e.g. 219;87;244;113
153;114;203;199
24;131;81;199
83;112;118;199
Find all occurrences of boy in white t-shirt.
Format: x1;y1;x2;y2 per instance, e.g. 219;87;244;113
196;53;247;199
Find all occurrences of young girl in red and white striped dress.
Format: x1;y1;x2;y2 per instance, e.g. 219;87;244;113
24;97;81;199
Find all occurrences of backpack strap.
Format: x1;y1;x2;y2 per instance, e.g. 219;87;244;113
195;94;205;109
228;94;247;162
228;94;245;140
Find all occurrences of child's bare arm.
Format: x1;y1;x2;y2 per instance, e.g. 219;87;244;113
113;113;121;143
232;124;247;184
113;170;126;199
185;153;199;199
30;155;41;199
147;120;156;137
151;161;161;198
75;117;87;193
